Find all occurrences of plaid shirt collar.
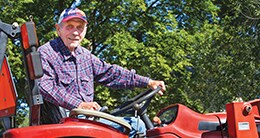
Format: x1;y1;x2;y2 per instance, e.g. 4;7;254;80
56;37;83;61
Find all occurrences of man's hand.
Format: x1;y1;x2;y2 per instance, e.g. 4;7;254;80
153;116;162;125
78;101;101;111
148;80;166;95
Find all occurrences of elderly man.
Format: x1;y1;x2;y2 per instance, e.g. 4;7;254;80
38;7;166;138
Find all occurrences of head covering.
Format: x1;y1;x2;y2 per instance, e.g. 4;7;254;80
58;8;88;24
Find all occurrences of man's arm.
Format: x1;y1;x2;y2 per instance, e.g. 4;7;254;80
90;54;166;94
91;55;150;88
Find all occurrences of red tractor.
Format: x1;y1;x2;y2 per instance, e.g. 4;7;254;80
1;19;260;138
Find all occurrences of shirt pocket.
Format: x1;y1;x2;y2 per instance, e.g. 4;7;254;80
59;73;75;86
80;75;91;88
80;75;93;95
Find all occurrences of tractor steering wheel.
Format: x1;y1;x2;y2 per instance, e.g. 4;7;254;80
110;86;161;116
69;86;161;135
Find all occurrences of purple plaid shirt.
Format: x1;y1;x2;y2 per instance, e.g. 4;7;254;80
37;37;150;110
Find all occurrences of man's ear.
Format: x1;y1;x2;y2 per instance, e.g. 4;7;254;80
55;24;60;35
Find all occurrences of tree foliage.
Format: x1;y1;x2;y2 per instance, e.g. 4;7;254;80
0;0;259;127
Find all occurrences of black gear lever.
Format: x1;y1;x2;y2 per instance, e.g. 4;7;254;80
98;106;109;113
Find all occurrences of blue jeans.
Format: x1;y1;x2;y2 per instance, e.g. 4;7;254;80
98;117;146;138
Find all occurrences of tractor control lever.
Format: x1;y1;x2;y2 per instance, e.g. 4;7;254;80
133;103;145;138
98;106;109;113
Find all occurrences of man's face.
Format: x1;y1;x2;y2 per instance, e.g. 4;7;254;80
56;18;87;51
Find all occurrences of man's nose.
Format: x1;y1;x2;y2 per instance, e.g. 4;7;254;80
71;28;81;35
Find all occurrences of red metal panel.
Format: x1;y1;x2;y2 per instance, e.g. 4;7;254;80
3;118;129;138
226;102;258;138
201;130;228;138
147;104;226;138
0;57;17;118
